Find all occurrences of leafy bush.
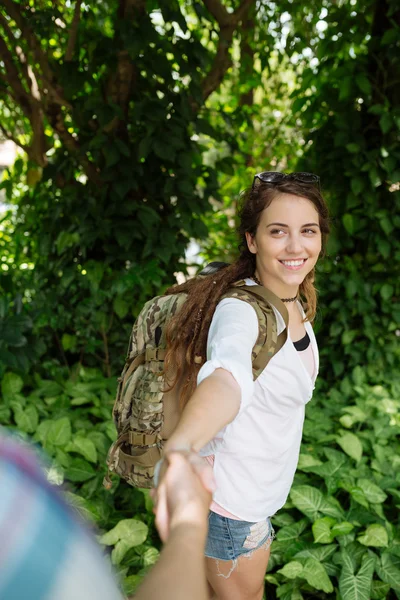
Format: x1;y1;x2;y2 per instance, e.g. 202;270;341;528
0;295;45;376
267;368;400;600
1;364;399;598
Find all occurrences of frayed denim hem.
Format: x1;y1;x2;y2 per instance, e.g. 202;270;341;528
209;527;275;579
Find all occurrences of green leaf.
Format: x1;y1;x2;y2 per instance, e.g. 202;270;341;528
0;406;11;423
376;553;400;591
56;231;79;255
337;432;363;462
103;144;120;168
358;525;388;548
61;334;77;351
47;417;72;447
351;177;365;196
290;485;324;520
381;28;399;45
297;454;323;470
339;77;353;101
99;519;148;564
113;297;129;319
115;138;131;157
100;518;148;546
35;419;52;444
312;517;335;543
154;140;175;161
371;580;391;600
13;405;38;433
346;143;360;154
343;213;355;234
303;558;334;593
352;366;366;386
380;284;393;301
355;74;372;95
342;330;357;345
357;479;387;504
1;372;24;400
138;136;153;159
64;491;100;523
379;113;392;134
349;486;369;508
339;551;375;600
331;522;354;537
379;215;393;235
278;561;304;579
275;519;308;542
368;104;384;115
295;544;337;562
70;396;93;406
66;457;96;482
143;547;160;567
66;437;97;463
340;406;367;428
138;206;161;229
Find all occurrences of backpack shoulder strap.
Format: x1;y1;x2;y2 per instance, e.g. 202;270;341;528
222;280;289;379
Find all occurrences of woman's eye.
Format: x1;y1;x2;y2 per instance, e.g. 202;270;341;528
270;229;285;235
303;229;317;234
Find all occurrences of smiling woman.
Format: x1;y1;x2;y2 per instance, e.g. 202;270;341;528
245;194;322;301
154;172;330;600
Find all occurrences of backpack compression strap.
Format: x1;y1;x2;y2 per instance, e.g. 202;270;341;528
230;282;290;375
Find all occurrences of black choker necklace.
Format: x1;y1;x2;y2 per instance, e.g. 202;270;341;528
252;275;298;303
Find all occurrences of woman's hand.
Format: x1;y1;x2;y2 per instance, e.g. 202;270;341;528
152;451;215;543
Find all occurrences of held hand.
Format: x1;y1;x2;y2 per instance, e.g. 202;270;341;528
154;448;216;495
153;451;215;543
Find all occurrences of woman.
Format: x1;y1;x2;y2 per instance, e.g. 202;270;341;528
156;172;330;600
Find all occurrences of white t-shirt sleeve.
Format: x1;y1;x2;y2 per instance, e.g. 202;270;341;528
196;297;259;412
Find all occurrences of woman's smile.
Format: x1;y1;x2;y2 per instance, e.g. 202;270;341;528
278;258;308;271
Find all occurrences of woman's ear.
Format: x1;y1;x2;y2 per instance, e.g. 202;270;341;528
245;231;257;255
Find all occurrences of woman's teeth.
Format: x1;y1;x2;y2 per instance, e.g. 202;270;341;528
280;259;307;269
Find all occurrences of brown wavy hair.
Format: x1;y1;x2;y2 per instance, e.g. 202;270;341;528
164;179;330;408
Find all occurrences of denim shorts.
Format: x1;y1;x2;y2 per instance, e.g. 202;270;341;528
205;511;275;562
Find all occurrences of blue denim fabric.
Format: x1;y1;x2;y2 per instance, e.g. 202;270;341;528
205;510;274;561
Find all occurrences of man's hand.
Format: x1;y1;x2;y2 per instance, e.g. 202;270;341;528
153;451;215;543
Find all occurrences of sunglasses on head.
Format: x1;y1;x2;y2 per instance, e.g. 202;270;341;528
252;171;320;190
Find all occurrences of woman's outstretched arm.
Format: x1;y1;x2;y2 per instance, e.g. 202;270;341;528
133;452;212;600
164;367;241;453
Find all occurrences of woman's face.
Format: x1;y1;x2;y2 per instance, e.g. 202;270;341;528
245;193;322;296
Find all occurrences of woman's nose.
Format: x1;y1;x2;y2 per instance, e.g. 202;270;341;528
285;235;304;254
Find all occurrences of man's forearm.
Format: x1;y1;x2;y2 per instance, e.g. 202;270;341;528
164;369;241;453
133;525;208;600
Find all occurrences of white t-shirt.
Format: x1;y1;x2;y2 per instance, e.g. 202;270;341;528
197;279;319;522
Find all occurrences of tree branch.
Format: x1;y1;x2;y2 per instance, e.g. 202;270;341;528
0;12;32;95
2;0;70;108
0;33;48;165
202;0;254;27
196;0;256;108
232;0;255;25
0;121;29;154
202;0;231;27
2;1;101;179
65;0;82;62
0;34;33;118
0;14;41;103
118;0;147;19
103;0;143;133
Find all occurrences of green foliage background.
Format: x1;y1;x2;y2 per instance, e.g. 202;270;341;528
0;0;399;598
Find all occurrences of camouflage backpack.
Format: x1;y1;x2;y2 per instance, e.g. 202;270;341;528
103;273;289;490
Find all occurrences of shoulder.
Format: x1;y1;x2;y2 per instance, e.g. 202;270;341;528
214;297;259;324
209;298;259;345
